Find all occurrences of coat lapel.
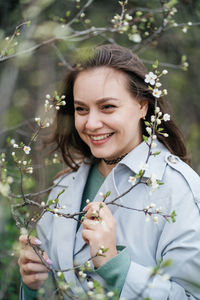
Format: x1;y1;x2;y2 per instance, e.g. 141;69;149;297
53;163;90;285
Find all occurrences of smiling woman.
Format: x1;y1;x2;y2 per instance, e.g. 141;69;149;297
73;67;148;176
18;44;200;300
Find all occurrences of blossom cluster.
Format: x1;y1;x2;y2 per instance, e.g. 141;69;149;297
0;153;14;197
35;91;66;128
8;138;33;174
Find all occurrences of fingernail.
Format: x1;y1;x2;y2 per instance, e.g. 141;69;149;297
46;258;53;265
35;238;42;245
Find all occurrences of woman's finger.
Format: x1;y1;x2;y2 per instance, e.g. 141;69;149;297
82;228;94;245
21;262;49;275
19;235;42;248
82;218;102;230
22;272;49;288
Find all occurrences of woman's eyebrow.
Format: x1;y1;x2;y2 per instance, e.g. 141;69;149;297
74;97;120;105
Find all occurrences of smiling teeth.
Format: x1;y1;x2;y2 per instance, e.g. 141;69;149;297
91;133;112;141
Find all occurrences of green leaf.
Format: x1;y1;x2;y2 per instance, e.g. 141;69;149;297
153;151;161;156
144;121;150;126
157;127;164;132
105;191;111;197
143;135;148;143
152;59;159;69
65;10;71;17
57;189;65;197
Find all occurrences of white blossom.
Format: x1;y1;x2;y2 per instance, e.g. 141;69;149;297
56;106;60;110
163;133;169;137
163;113;170;121
23;146;31;155
87;281;94;289
26;167;33;174
151;115;156;122
129;33;142;43
152;135;157;140
151;142;157;149
13;143;18;148
107;291;114;298
155;106;160;113
156;206;162;213
156;118;161;125
182;27;187;33
146;126;152;135
153;88;162;98
86;199;90;204
163;89;168;95
46;94;51;99
128;176;136;186
125;14;132;21
98;249;103;255
145;72;157;86
10;139;15;145
155;82;162;88
150;174;159;192
162;69;168;75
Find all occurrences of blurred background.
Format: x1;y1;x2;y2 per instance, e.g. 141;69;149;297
0;0;199;298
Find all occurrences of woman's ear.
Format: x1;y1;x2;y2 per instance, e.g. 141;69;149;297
140;100;148;118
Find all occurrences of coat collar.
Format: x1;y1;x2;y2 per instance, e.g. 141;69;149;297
116;139;170;181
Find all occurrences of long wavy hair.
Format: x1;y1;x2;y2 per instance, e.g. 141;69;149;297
50;44;189;170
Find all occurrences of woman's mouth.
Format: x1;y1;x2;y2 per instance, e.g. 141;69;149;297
90;133;114;141
89;132;114;145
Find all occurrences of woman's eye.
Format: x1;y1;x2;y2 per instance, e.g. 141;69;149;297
75;106;87;113
102;104;116;110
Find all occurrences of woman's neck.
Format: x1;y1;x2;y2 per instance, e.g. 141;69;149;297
98;160;116;177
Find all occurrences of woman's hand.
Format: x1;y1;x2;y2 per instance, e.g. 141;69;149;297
82;202;117;268
18;235;52;290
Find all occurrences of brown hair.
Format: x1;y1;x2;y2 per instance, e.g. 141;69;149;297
51;44;189;170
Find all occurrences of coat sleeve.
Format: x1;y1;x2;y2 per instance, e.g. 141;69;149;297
120;166;200;300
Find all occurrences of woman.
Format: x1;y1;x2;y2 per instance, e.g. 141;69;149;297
18;44;200;299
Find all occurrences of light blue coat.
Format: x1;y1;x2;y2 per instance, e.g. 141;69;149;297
34;140;200;299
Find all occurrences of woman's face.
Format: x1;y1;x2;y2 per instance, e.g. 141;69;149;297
73;67;147;160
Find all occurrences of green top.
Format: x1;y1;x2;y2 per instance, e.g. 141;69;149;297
22;164;130;298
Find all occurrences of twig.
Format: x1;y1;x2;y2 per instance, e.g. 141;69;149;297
67;0;95;27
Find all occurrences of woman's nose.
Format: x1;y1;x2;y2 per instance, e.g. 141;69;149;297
85;112;103;131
